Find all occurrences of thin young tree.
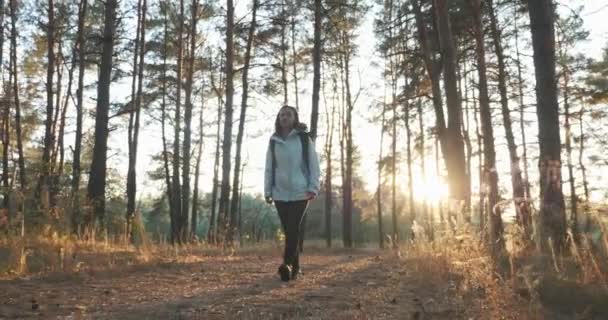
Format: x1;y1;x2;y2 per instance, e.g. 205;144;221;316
323;70;337;248
219;0;235;244
310;0;322;141
182;0;201;242
126;0;147;242
160;2;174;238
487;0;531;238
172;0;186;243
230;0;258;243
469;0;503;253
191;89;204;239
70;0;88;234
513;4;531;200
9;0;25;191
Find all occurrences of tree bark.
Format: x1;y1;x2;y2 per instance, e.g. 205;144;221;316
87;0;117;233
527;0;567;253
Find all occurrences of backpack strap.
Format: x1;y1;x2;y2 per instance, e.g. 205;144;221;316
298;132;310;184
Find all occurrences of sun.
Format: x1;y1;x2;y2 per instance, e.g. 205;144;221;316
414;176;449;204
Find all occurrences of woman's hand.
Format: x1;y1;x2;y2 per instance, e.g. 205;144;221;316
305;192;316;200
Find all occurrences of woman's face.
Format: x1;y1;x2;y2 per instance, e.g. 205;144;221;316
278;107;296;130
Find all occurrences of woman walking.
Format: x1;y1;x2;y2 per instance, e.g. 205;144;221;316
264;105;321;282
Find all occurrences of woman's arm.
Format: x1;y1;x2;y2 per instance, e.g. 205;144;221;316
264;140;273;198
307;137;321;195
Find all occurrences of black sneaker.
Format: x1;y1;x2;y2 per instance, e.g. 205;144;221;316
278;264;292;282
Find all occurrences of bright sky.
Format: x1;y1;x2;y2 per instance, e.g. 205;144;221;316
73;0;608;205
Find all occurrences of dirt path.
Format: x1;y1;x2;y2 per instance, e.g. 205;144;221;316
0;248;522;319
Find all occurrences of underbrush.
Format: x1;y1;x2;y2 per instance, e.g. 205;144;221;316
400;211;608;319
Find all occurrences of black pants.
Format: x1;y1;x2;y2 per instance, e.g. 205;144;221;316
275;200;309;269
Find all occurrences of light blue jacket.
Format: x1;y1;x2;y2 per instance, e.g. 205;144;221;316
264;129;321;201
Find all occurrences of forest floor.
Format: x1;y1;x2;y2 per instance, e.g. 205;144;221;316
0;241;539;320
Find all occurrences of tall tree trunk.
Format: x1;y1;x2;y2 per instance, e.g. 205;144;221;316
324;69;335;248
182;0;200;242
56;62;71;181
208;74;222;243
3;0;12;209
472;84;484;232
389;42;398;246
160;4;174;242
405;95;414;234
160;2;176;243
578;106;589;203
230;0;257;243
291;15;299;110
402;17;414;229
488;0;531;238
391;94;397;246
470;0;504;254
413;0;452;209
0;0;4;73
9;0;24;191
40;0;55;206
126;0;143;242
310;0;322;141
280;0;288;105
71;0;88;235
342;34;354;248
560;62;577;240
417;98;428;234
462;62;473;218
433;0;467;203
191;92;204;239
377;89;386;249
219;0;235;244
514;5;531;199
87;0;117;234
172;0;185;243
527;0;567;253
338;56;347;248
